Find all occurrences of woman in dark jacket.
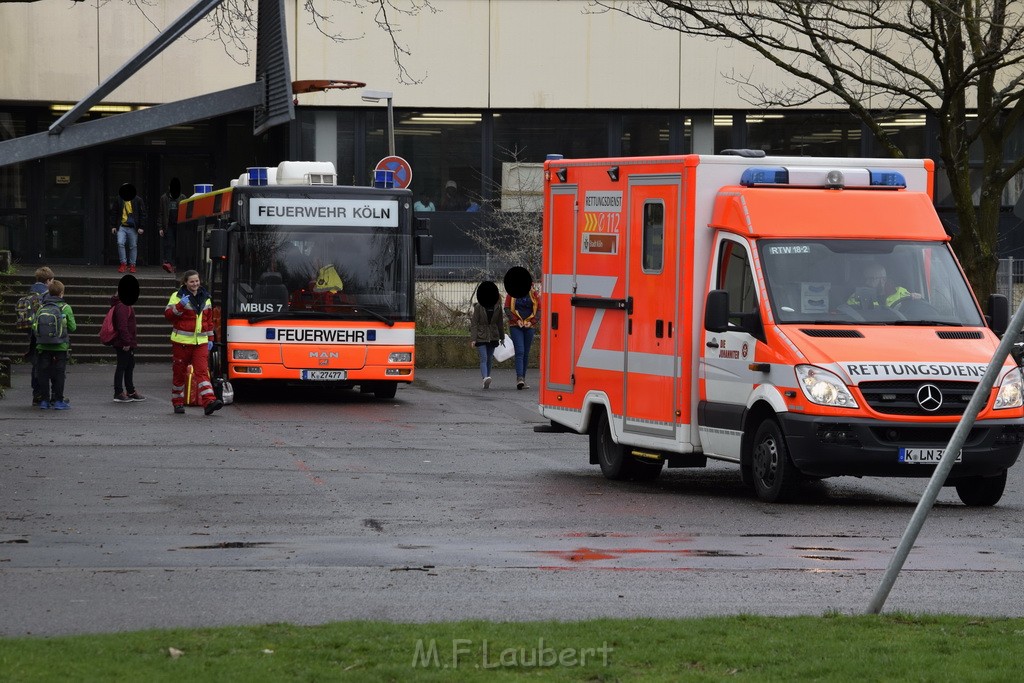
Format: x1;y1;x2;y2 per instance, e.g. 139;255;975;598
469;280;505;389
111;274;146;402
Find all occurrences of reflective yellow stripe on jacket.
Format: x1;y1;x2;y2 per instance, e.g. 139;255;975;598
166;291;212;345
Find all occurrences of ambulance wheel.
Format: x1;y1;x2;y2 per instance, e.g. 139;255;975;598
751;419;801;503
591;410;662;481
955;470;1007;507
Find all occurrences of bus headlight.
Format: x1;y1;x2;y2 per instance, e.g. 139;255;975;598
795;365;858;408
233;349;259;361
389;352;412;363
995;370;1023;409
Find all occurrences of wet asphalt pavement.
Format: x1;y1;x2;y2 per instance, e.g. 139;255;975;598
2;361;1024;636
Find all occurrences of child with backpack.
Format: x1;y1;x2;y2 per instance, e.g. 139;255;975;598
15;266;55;406
34;279;77;410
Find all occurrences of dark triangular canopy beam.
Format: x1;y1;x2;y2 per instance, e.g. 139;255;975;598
0;0;293;167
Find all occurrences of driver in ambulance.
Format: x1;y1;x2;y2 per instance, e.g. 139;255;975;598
848;263;921;308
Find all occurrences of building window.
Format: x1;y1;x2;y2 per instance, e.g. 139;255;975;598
621;114;672;156
746;111;862;157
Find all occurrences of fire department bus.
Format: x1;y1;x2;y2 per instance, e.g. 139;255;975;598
177;161;433;399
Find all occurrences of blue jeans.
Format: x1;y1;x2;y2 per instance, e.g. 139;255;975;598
509;326;535;379
117;226;139;265
476;343;495;379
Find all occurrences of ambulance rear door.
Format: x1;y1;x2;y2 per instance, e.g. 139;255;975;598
623;175;682;439
544;184;578;392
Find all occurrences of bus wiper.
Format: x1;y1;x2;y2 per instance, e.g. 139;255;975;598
353;306;395;327
247;310;339;323
891;320;963;326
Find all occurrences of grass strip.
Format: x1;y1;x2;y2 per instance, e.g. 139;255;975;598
1;614;1022;681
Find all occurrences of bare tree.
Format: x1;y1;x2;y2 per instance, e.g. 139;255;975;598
590;0;1024;300
125;0;436;83
464;146;544;282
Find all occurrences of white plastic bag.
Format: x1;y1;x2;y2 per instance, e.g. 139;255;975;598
493;335;515;363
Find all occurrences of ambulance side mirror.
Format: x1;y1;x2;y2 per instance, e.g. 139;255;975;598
705;290;730;332
705;289;766;342
987;293;1008;336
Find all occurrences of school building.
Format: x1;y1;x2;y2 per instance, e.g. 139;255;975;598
2;0;1023;266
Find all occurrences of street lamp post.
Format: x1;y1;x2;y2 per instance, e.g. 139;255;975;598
361;89;395;157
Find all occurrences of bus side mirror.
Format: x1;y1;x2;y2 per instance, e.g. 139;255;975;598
705;290;730;332
416;234;434;265
415;218;433;265
208;228;228;260
988;293;1009;336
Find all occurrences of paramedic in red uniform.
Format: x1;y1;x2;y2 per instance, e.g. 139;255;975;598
164;270;223;415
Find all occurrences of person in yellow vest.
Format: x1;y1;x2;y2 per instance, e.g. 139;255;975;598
164;270;223;416
848;263;921;309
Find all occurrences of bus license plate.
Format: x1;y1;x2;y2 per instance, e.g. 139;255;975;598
899;448;962;464
301;370;347;381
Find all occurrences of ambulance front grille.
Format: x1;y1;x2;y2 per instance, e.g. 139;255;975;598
858;380;976;417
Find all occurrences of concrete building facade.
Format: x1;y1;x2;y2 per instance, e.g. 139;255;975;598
0;0;1018;265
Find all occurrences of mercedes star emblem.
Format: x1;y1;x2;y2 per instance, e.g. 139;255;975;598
916;384;943;412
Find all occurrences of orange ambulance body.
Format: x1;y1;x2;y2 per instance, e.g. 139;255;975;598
539;152;1023;505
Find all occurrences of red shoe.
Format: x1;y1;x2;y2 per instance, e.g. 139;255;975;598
117;263;127;273
162;262;174;273
129;264;136;273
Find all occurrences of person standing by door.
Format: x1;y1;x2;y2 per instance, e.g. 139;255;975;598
157;178;186;274
112;182;146;273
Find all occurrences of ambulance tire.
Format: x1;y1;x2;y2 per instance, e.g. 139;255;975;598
751;419;801;503
592;410;662;481
954;470;1007;507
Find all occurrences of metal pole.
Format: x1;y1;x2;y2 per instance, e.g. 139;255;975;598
386;97;396;157
866;297;1024;614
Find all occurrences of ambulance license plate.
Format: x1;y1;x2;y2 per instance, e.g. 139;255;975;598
301;370;347;381
898;447;962;464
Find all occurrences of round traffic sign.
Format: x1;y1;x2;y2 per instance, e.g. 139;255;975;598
374;155;413;189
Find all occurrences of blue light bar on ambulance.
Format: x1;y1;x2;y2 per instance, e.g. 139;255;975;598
740;167;789;185
740;166;907;189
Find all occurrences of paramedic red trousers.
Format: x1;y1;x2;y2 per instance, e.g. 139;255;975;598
171;341;215;408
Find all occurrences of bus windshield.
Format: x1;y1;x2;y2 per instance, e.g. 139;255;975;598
758;239;984;326
230;226;411;320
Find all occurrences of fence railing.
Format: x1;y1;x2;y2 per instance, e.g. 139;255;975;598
415;255;514;331
996;257;1024;312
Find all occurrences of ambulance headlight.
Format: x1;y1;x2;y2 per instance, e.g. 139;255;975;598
233;349;259;361
795;365;858;408
995;370;1023;409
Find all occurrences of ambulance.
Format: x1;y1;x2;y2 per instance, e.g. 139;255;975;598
177;161;433;400
538;152;1024;505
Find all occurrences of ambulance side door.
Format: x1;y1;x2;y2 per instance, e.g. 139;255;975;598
623;177;680;438
699;235;759;459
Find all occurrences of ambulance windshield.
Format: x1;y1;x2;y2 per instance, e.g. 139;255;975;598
759;239;984;326
228;226;410;320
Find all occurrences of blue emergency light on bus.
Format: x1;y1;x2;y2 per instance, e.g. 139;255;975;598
374;170;395;188
247;167;270;186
